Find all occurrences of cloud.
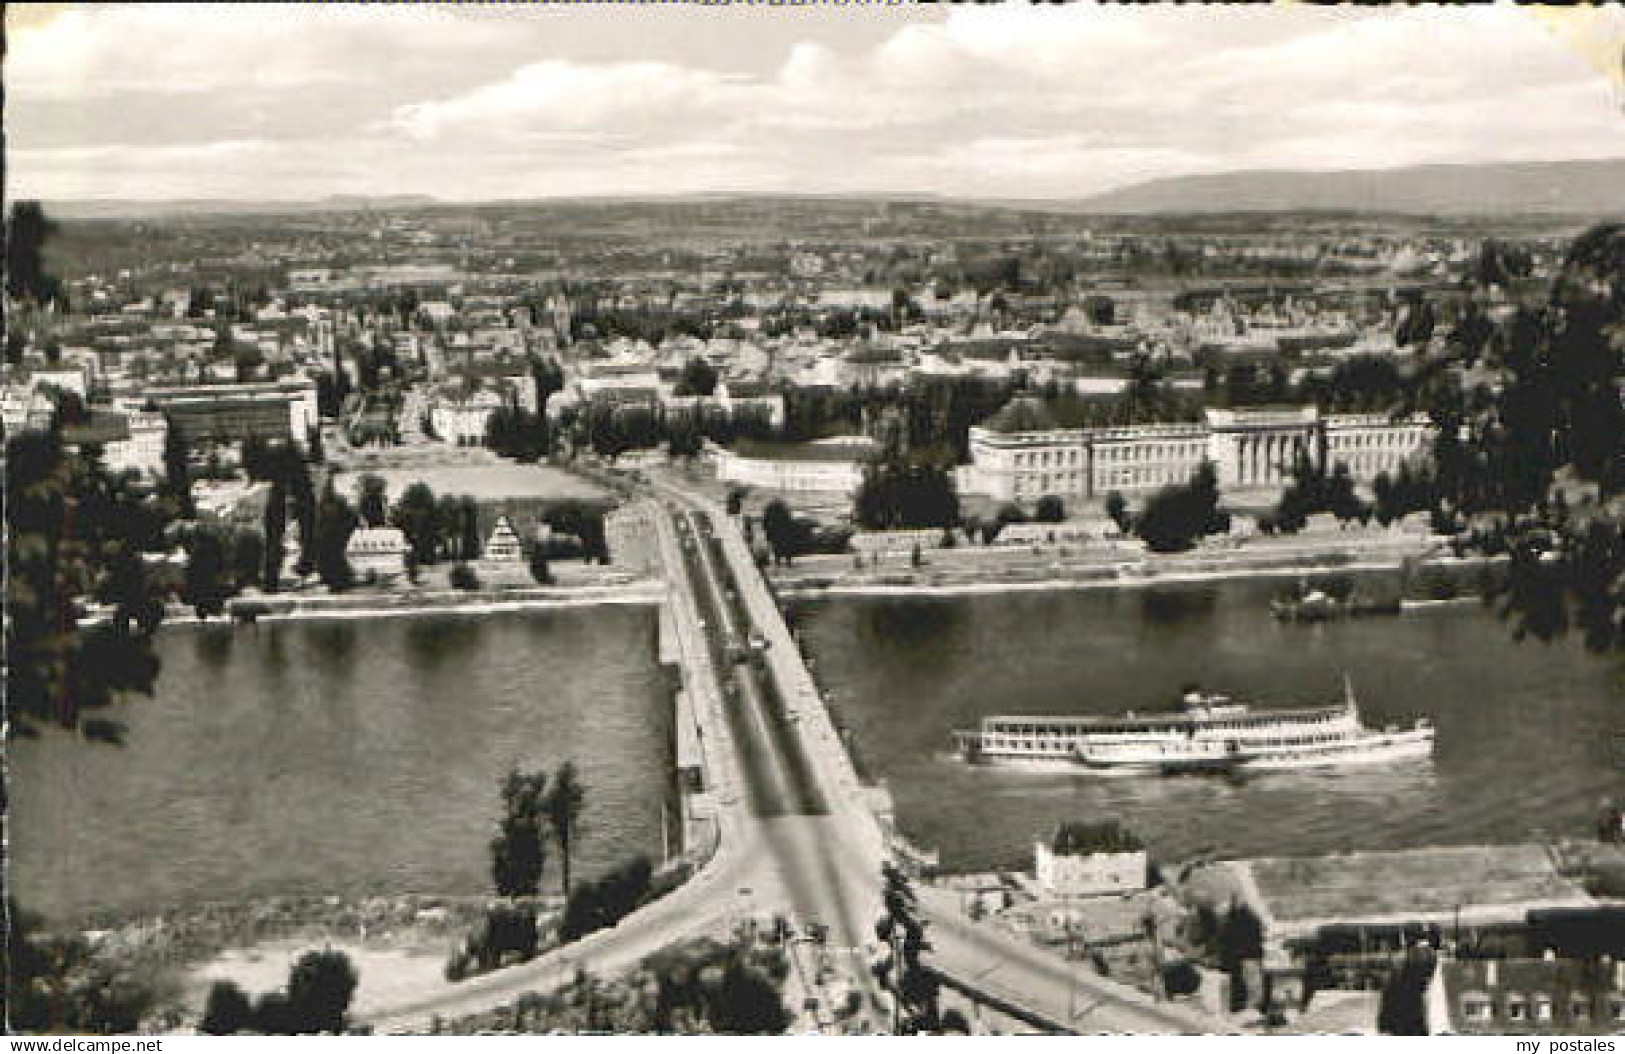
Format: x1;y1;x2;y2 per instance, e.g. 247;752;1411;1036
6;3;1622;201
387;61;750;145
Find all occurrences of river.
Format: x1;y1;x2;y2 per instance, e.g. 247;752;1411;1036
9;607;671;924
789;576;1624;873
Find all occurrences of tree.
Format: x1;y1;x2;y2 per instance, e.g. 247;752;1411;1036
528;545;553;585
492;769;548;897
676;357;718;397
6;428;168;740
313;481;358;591
665;414;703;458
355;474;389;528
852;451;960;532
390;482;440;566
1034;494;1065;523
200;980;255;1035
543;761;586;896
284;949;358;1034
183;528;234;618
449;561;481;591
872;862;941;1034
6;201;64;307
161;417;194;518
234;347;264;383
6;899;155;1033
459;496;482;560
1216;902;1265;1012
1105;490;1130;534
1418;226;1625;651
761;499;797;566
1135;461;1230;554
558;856;653;943
263;478;288;591
231;529;265;590
713;958;792;1034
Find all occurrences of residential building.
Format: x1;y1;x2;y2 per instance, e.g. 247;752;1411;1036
105;407;168;476
430;387;503;446
345;527;410;580
1034;821;1148;899
1425;956;1625;1035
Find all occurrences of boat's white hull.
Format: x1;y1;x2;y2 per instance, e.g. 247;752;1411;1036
959;726;1434;775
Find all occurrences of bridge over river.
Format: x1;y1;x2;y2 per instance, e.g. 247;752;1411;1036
366;474;1221;1035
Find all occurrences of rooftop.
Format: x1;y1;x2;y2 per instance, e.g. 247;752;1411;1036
729;436;877;463
61;410;132;446
1242;844;1596;929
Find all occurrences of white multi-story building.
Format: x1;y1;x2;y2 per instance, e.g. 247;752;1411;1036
710;436;876;496
104;407;169;477
430;388;504;446
345;527;410;580
1034;822;1148;899
965;399;1432;502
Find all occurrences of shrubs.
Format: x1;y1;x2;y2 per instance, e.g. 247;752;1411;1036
559;856;654;943
198;949;358;1035
447;903;541;981
449;562;481;591
200;981;255;1035
528;547;553;585
286;949;359;1035
5;903;158;1034
1163;959;1203;998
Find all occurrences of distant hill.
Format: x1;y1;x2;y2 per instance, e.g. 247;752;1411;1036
1064;159;1625;216
35;159;1625;221
43;195;439;220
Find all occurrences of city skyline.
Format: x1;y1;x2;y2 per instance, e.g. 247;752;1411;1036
8;2;1625;203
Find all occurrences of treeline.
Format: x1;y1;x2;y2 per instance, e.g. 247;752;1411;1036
6;424;174;740
557;401;778;462
851;451;961;532
1379;224;1624;651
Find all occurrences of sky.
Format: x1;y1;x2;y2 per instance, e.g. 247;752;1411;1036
7;2;1625;203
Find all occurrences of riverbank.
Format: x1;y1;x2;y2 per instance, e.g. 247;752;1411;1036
772;546;1493;599
56;893;547;1032
192;581;665;623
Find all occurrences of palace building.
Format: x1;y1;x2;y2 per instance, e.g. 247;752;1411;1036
964;398;1432;502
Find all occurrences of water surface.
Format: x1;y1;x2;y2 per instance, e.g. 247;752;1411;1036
790;578;1624;871
10;608;670;923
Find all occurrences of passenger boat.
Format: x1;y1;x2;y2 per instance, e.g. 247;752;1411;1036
951;677;1433;775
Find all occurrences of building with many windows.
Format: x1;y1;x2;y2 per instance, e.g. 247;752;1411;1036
964;398;1432;503
1034;821;1149;899
710;436;877;496
1425;956;1625;1035
140;378;319;447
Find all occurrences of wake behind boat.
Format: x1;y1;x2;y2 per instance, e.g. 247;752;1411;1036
951;677;1433;775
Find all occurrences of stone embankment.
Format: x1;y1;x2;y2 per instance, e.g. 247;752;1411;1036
207;581;665;622
769;533;1463;598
